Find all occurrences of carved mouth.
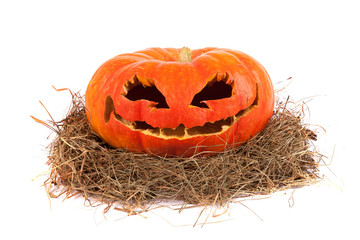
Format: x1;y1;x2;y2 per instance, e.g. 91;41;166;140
104;85;258;139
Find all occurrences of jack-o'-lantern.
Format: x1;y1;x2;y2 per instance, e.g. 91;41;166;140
85;47;274;157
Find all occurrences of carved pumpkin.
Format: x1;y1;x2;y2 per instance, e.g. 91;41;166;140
85;47;274;157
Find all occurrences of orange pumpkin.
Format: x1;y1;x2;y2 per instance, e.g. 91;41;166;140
85;47;274;157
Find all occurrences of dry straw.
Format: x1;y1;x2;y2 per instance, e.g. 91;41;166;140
33;89;323;215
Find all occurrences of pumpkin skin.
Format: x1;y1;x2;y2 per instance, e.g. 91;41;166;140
85;47;274;157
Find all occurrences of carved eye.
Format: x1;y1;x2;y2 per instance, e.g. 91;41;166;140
190;73;233;108
122;75;169;109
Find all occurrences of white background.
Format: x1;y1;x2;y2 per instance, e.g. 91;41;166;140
1;0;359;239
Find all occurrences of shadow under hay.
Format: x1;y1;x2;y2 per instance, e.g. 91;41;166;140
35;91;323;214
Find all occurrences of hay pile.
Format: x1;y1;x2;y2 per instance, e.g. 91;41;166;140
35;91;322;214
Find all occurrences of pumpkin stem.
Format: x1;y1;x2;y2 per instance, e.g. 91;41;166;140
178;47;192;62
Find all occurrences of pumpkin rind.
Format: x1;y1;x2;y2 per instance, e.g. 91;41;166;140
85;47;274;157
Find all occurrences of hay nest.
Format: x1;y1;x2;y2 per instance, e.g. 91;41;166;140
34;90;323;214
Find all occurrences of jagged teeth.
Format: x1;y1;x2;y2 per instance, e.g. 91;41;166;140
115;115;235;139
